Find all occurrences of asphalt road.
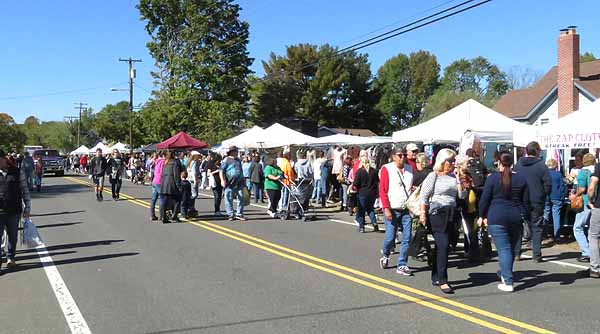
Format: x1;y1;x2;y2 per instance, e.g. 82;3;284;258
1;174;598;334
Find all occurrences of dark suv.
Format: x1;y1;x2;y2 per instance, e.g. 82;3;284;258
33;149;65;176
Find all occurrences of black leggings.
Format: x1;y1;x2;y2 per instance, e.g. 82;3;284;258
429;208;453;285
110;177;122;197
212;188;223;213
267;189;281;213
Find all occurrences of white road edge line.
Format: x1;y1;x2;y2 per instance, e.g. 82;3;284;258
36;244;92;334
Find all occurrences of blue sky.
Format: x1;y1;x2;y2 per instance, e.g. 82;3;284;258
1;0;598;123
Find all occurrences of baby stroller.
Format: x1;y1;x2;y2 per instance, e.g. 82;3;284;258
278;178;316;222
134;167;146;185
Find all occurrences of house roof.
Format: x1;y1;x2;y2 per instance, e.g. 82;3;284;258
494;60;600;119
333;128;377;137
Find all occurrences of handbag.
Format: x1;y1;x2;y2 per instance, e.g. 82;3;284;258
242;187;251;206
405;185;421;217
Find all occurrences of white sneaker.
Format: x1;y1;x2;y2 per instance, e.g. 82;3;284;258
497;283;514;292
267;210;276;218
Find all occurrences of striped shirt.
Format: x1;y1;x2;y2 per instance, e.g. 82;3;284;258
420;172;466;209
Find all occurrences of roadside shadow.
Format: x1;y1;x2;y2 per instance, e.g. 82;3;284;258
3;252;139;274
31;211;85;218
16;240;125;254
35;222;83;229
14;250;77;262
144;300;414;334
452;269;588;291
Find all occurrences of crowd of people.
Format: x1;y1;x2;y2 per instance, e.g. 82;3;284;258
2;139;600;294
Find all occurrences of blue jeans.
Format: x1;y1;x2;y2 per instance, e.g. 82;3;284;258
544;199;564;239
356;195;376;229
312;179;322;201
224;187;244;217
574;208;591;256
0;213;19;260
246;179;252;193
381;209;412;267
280;186;289;210
341;184;349;207
252;182;263;202
150;183;160;217
489;223;523;285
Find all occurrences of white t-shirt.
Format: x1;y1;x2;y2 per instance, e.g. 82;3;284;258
332;149;346;175
312;158;326;180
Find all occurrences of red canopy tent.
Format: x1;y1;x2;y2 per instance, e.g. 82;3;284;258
157;131;208;150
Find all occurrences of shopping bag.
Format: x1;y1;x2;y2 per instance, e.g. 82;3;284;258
22;218;44;248
242;187;251;206
475;225;492;260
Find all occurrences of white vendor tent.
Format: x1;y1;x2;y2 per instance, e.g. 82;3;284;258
305;134;392;146
221;126;266;149
89;142;112;155
392;99;532;144
110;142;129;153
260;123;316;148
514;99;600;149
70;145;89;155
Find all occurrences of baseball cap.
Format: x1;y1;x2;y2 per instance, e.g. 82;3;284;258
190;150;201;156
227;145;239;153
406;143;419;152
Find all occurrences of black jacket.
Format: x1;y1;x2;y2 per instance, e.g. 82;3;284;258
353;167;379;198
181;180;192;207
90;156;107;176
160;159;182;195
514;157;551;208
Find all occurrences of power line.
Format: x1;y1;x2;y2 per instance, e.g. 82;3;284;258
0;83;128;101
337;0;477;53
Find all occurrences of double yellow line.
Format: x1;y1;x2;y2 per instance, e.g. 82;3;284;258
64;176;555;334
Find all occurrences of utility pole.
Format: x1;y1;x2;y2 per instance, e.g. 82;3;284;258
73;102;88;148
119;57;142;154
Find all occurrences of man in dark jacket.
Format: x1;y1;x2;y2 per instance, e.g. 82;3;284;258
514;141;552;262
247;155;264;203
160;152;183;223
0;149;31;270
90;148;108;202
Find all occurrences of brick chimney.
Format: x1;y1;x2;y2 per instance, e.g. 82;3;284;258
557;26;580;118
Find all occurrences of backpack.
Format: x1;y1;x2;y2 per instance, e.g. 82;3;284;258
467;159;486;189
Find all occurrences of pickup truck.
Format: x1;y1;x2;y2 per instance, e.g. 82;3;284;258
33;149;65;176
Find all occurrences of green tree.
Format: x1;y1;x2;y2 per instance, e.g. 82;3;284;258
0;113;26;152
581;51;597;62
374;50;440;133
250;44;381;132
138;0;253;144
93;101;143;147
441;56;509;100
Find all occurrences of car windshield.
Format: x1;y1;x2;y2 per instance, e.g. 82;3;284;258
34;150;60;157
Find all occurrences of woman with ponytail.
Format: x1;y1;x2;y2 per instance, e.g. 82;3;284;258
478;151;529;292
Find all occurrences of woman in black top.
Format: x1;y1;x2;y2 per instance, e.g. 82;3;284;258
353;157;379;233
478;152;529;292
160;151;183;223
412;153;432;188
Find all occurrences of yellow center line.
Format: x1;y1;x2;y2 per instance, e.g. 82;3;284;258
63;176;556;334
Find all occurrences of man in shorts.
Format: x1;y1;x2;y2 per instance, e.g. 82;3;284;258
90;148;108;201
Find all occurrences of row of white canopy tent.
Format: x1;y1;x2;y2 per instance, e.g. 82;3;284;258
69;142;129;155
221;123;392;149
514;99;600;149
391;99;533;144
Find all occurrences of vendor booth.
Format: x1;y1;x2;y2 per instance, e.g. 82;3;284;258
110;142;129;153
514;99;600;149
157;131;208;150
392;99;532;144
89;142;112;155
221;126;265;149
70;145;89;155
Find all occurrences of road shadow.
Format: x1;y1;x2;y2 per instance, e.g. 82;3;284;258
35;222;83;229
30;210;86;218
451;269;588;291
2;252;139;275
30;183;90;199
16;239;125;254
14;250;77;262
143;300;415;334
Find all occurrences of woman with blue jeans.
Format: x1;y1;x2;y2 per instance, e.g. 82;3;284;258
544;159;566;241
479;152;529;293
352;157;379;233
339;157;352;212
570;153;596;262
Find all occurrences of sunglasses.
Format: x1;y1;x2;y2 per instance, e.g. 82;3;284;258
446;158;456;164
395;153;406;158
